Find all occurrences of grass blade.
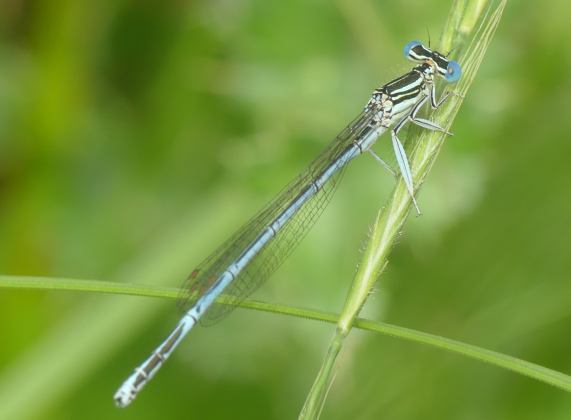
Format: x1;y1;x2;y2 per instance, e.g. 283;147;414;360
300;0;508;418
2;274;569;393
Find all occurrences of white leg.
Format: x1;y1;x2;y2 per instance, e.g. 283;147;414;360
390;130;421;215
368;149;397;177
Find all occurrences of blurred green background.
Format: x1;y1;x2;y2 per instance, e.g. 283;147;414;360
1;0;570;419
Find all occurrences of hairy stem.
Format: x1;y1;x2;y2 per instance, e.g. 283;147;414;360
300;1;508;418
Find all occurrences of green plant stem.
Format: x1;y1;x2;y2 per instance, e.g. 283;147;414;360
1;274;570;393
300;0;508;418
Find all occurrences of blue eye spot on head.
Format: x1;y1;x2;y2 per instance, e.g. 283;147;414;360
403;40;423;58
445;60;462;83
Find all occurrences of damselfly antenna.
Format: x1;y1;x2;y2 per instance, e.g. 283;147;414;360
426;28;431;48
446;46;457;57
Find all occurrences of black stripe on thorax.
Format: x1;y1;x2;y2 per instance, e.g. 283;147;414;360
380;70;425;105
382;71;423;95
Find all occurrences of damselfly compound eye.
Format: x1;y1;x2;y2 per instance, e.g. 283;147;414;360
403;40;423;59
445;60;462;83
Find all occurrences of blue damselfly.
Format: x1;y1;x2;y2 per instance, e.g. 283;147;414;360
114;40;462;407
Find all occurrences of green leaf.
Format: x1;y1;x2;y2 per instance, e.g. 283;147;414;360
1;275;569;396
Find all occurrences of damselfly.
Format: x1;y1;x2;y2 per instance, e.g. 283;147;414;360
114;40;462;407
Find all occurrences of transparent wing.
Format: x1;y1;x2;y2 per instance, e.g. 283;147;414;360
177;109;377;324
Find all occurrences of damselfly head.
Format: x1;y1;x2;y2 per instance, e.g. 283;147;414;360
403;40;431;62
431;51;462;83
403;40;462;83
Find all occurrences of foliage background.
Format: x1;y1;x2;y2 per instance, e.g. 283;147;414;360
0;0;570;419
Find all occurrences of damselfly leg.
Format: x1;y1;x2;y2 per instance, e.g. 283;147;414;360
368;149;397;177
389;81;455;215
